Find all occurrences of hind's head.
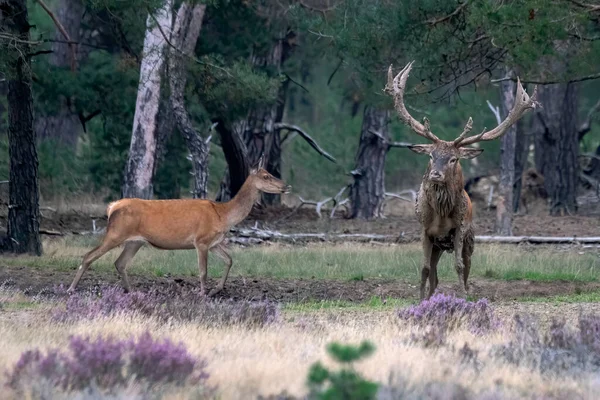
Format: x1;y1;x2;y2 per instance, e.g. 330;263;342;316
249;155;291;194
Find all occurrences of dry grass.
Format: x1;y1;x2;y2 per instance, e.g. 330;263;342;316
1;294;599;399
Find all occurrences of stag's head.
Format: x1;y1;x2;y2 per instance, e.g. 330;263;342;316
385;62;539;185
249;155;292;194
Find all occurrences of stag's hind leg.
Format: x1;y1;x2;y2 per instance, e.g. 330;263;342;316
462;229;475;293
114;241;144;292
427;246;443;299
453;228;468;298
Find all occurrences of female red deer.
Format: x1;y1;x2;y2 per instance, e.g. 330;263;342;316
385;62;539;300
67;157;290;297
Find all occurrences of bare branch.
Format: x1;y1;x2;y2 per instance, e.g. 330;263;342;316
368;129;411;148
580;152;600;162
568;0;600;12
491;72;600;85
486;100;502;124
385;192;414;203
37;0;77;71
148;10;232;77
425;1;470;26
579;98;600;140
273;122;336;163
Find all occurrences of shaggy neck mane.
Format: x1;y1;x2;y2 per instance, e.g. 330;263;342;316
423;164;464;218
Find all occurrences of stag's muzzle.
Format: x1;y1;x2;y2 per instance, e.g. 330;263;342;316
429;170;444;182
282;185;292;194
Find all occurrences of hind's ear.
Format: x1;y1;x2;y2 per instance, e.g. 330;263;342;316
257;154;266;170
249;154;265;175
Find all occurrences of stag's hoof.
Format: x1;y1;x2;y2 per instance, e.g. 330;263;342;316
208;287;223;297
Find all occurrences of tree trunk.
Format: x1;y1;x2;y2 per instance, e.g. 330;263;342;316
35;0;85;148
219;29;293;202
495;77;517;235
2;0;42;255
533;83;579;215
215;118;248;202
263;78;290;206
122;0;173;199
169;3;209;198
513;117;529;213
349;106;390;219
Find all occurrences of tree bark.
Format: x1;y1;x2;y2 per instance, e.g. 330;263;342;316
349;106;391;219
219;29;293;202
35;0;85;148
513;117;529;213
122;0;173;199
169;3;209;198
214;118;248;202
495;77;517;235
533;83;579;215
2;0;43;255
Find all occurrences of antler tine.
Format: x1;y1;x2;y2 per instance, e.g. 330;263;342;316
453;117;473;146
385;62;439;142
457;78;539;147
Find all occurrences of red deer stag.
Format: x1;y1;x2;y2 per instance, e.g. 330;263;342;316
385;62;539;300
67;157;290;296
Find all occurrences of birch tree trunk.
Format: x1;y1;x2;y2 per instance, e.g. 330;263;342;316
495;76;517;235
169;3;209;198
122;0;173;199
1;0;42;255
349;106;391;219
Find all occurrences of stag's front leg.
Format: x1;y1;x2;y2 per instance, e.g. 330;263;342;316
419;233;433;300
453;226;468;297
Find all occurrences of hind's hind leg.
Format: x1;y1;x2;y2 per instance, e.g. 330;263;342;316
114;241;144;292
67;238;121;293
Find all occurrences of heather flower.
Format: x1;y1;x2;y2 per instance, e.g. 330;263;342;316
6;331;212;396
53;285;280;327
399;293;500;335
493;313;600;374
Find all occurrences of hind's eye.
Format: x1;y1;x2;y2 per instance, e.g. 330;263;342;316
450;158;457;163
263;175;269;180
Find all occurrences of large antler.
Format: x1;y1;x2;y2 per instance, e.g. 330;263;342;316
454;78;539;147
386;62;440;142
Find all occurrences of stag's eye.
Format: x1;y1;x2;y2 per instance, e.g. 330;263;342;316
450;158;457;164
263;175;270;180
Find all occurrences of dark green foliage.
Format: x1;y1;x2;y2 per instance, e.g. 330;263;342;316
191;57;280;119
307;341;378;400
154;131;191;199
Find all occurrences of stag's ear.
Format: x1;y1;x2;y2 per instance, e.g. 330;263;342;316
459;147;484;159
407;144;434;155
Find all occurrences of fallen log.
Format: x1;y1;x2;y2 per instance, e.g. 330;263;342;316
476;236;600;244
38;226;600;245
231;227;600;245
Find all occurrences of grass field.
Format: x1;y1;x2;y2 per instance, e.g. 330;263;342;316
1;237;600;399
4;236;600;283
